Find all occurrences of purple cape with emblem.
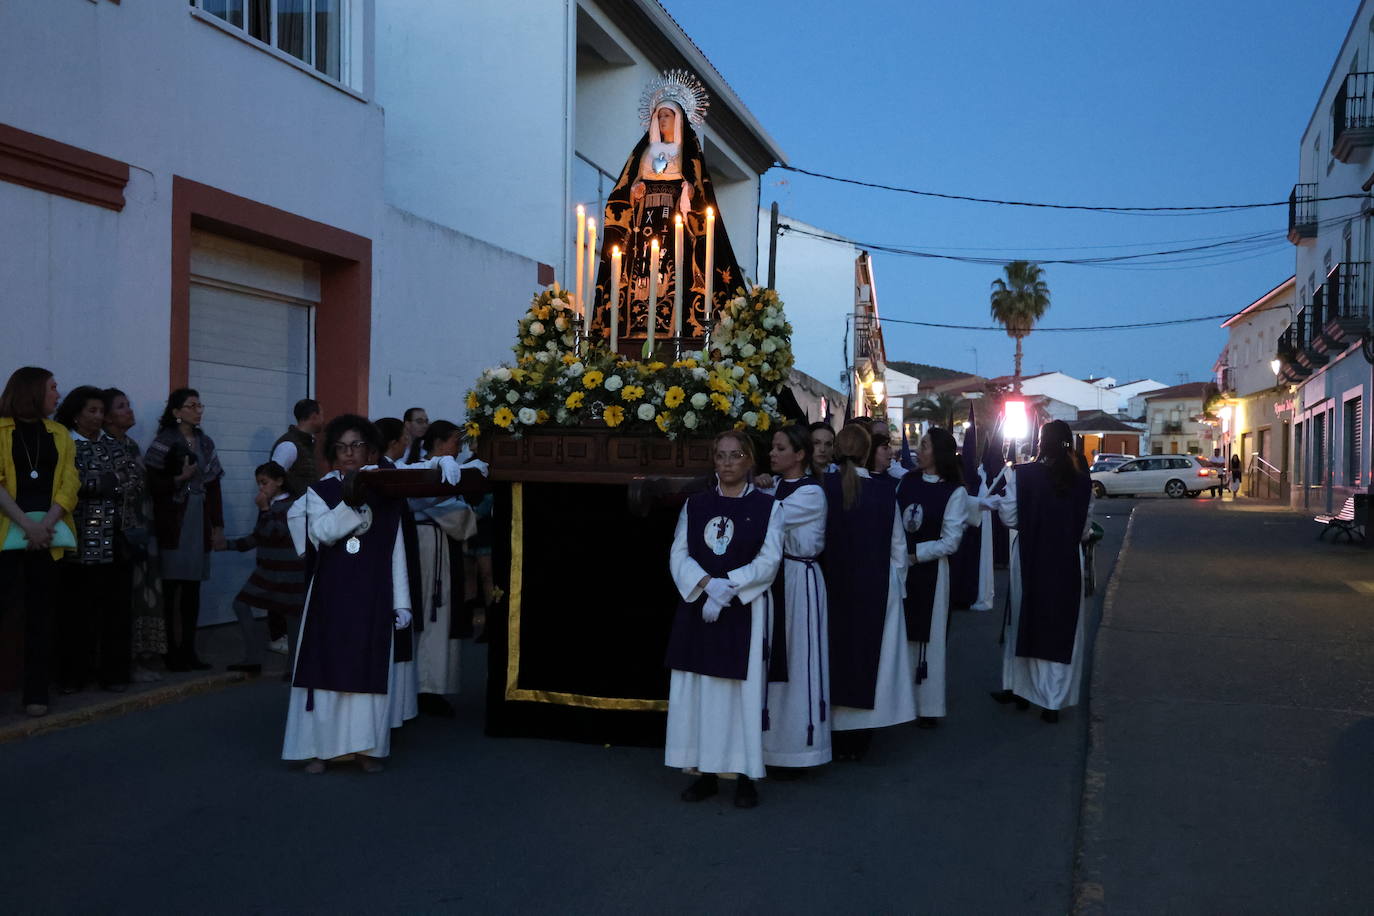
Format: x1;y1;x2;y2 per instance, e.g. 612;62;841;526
1013;461;1091;665
294;478;404;695
665;488;773;681
823;470;898;710
896;474;960;643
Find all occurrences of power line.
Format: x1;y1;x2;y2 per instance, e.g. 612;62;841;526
879;301;1294;334
775;163;1371;214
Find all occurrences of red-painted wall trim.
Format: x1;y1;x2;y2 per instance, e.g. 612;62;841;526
170;176;372;416
0;122;129;211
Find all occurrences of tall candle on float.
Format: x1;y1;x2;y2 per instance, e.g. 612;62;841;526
703;206;716;324
574;205;586;317
672;214;684;339
584;217;597;339
609;245;622;354
647;237;660;351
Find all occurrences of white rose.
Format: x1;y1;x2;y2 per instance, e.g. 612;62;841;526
761;316;776;330
546;341;558;352
683;411;699;430
731;297;746;309
743;411;759;427
494;367;511;381
720;316;734;330
535;351;552;363
739;343;757;358
549;298;566;309
691;367;709;380
690;392;709;409
761;338;778;354
562;333;576;347
556;408;571;424
636;403;656;422
605;375;624;392
734;334;750;349
530;321;545;336
748;374;758;387
555;316;568;331
765;306;778;318
760;362;772;374
517;407;538;425
731;366;745;379
506;390;520;404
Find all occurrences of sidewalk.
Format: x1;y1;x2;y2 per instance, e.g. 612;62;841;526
0;621;279;743
1075;498;1374;914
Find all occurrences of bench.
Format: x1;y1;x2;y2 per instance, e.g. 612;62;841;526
1315;494;1368;543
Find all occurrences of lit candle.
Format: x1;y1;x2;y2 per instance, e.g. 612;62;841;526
673;213;684;339
584;217;597;339
703;206;716;323
609;245;622;354
574;204;586;315
648;237;660;352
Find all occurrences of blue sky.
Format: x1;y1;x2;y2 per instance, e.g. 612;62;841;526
664;0;1358;386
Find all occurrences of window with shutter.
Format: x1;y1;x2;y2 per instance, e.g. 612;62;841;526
1346;397;1363;486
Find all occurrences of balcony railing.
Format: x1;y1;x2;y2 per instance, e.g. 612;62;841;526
1332;72;1374;161
1218;367;1236;394
1328;261;1370;321
1288;183;1318;244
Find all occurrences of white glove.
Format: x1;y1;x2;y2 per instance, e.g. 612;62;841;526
703;578;738;606
459;457;490;477
436;456;462;486
394;608;412;630
979;495;1004;512
702;596;725;623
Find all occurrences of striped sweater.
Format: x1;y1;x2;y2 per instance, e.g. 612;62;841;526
229;497;306;614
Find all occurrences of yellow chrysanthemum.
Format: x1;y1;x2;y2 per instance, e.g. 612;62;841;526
708;375;732;394
750;392;764;407
655;412;671;432
535;305;551;320
465;391;479;410
509;368;528;383
583;370;604;389
672;358;698;369
493;407;515;429
664;386;686;408
561;353;578;366
621;385;644;402
536;410;550;424
565;391;585;409
757;412;771;431
603;405;625;428
710;392;731;414
464;421;481;438
522;337;535;347
647;361;666;372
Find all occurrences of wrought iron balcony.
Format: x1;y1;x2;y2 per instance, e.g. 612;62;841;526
1324;261;1371;344
1299;290;1329;368
1287;183;1318;245
1277;326;1310;384
1332;72;1374;162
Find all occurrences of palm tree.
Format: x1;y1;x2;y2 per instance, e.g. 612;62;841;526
906;391;966;432
989;261;1051;393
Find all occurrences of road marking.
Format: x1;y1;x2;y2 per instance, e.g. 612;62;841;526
1347;581;1374;596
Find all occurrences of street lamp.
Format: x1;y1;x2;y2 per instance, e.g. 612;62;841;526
1270;358;1282;376
869;379;885;402
1002;397;1030;442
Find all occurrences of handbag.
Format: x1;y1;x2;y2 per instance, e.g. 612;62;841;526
2;511;77;551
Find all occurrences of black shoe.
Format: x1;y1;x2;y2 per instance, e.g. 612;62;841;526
990;690;1014;705
227;663;262;674
734;777;759;809
1040;709;1060;723
680;774;719;802
1014;696;1030;711
915;716;939;729
418;693;456;718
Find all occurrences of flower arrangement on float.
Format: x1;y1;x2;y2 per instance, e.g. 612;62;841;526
464;284;794;440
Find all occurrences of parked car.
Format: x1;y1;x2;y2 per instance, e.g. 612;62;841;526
1091;454;1218;499
1094;453;1136;463
1090;459;1125;474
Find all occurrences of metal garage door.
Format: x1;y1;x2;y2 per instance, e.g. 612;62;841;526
189;231;318;625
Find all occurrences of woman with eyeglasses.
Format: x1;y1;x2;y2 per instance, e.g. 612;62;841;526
666;430;784;808
895;427;968;729
823;424;915;761
986;419;1092;723
283;414;413;774
145;387;225;671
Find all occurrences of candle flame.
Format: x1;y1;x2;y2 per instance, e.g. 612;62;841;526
588;217;596;230
576;204;585;215
675;213;682;225
651;237;660;250
706;206;714;218
613;245;621;255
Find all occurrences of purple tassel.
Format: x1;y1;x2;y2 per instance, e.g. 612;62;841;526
806;724;814;746
305;687;315;711
819;699;827;722
762;708;771;731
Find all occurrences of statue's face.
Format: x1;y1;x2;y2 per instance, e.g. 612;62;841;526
656;107;675;142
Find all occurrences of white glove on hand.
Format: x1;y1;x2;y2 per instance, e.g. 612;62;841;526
702;596;725;623
979;495;1004;512
437;456;462;486
703;577;738;606
394;608;413;630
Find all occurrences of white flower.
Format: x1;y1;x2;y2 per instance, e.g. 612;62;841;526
683;411;699;430
761;316;776;330
720;316;734;330
554;316;568;331
517;407;538;425
562;333;576;347
530;321;545;336
730;296;746;310
760;362;772;374
556;408;571;424
761;338;778;354
765;395;778;409
546;341;558;352
733;334;750;349
535;351;552;363
731;366;745;379
690;392;709;409
691;367;709;380
636;402;656;422
604;375;624;392
549;298;566;309
739;343;757;358
506;390;520;404
743;411;759;427
494;367;512;381
765;306;778;318
748;374;758;387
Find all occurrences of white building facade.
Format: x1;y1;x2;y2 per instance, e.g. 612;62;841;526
1217;278;1295;499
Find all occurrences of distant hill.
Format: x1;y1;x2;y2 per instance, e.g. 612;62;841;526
887;361;972;381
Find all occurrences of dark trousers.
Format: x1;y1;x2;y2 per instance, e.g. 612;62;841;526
60;558;132;689
0;550;56;706
162;579;202;666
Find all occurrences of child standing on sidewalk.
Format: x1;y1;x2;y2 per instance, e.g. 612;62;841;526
219;462;305;674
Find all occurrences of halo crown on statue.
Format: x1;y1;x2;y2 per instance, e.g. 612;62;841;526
638;69;709;129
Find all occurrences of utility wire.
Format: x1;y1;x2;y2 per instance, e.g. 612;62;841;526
879;301;1294;334
775;164;1372;214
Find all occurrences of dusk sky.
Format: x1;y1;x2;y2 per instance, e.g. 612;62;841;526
665;0;1358;386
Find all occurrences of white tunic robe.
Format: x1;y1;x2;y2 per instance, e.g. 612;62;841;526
832;469;917;731
905;477;969;719
411;513;463;696
665;486;784;780
973;466;996;612
996;470;1093;711
282;475;413;761
759;479;830;768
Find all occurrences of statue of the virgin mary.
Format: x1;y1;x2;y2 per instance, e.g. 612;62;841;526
590;70;746;345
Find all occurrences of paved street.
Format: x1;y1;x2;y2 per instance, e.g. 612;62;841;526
4;501;1134;915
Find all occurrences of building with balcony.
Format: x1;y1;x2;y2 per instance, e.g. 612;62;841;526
1275;0;1374;512
1143;382;1215;456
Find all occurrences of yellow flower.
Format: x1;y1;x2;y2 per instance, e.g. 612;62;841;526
535;305;551;320
647;361;666;372
493;407;515;429
565;391;585;409
583;370;604;389
536;410;550;424
664;386;686;408
735;420;748;429
509;367;528;383
522;337;535;347
464;421;481;438
708;375;732;394
757;412;771;432
655;412;671;432
465;391;479;410
750;392;764;407
603;405;625;428
561;353;578;366
621;385;644;402
672;358;698;369
710;392;731;414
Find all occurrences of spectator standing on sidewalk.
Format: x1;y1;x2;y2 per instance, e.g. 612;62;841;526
988;419;1093;723
270;398;323;501
1229;453;1242;498
102;388;164;682
0;367;78;718
55;386;135;695
146;388;225;671
402;407;429;464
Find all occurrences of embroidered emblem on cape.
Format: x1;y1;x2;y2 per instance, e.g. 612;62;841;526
902;502;924;534
704;515;735;555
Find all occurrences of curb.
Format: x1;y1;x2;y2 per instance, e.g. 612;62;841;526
0;671;247;745
1071;505;1140;916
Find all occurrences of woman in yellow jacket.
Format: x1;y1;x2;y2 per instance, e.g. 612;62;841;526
1;367;79;717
